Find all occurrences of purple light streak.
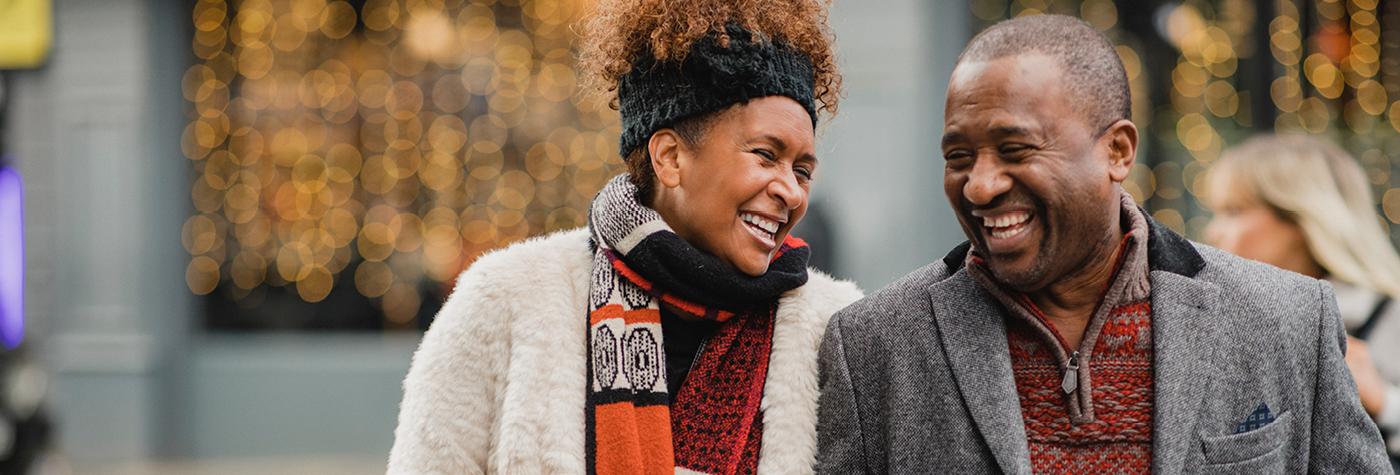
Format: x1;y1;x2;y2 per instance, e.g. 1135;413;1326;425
0;164;23;349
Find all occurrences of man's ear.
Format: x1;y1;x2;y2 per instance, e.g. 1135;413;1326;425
1103;119;1138;183
649;129;685;188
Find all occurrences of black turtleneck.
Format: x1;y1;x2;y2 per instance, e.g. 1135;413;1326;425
660;306;720;403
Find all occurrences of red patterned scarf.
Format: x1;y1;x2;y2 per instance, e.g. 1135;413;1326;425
586;175;810;475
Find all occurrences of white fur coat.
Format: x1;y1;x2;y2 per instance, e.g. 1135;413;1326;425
387;228;863;474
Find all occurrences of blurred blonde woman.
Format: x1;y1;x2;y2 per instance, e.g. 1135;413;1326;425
1204;133;1400;466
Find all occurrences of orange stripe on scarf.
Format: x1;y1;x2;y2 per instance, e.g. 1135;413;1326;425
594;403;674;475
589;303;664;327
610;255;738;322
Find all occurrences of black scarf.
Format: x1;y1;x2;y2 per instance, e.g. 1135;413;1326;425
584;174;809;474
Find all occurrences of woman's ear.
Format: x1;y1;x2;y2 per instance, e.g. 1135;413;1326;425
649;129;684;188
1103;119;1138;183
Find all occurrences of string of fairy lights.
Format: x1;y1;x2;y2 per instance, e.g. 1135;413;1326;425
181;0;622;326
971;0;1400;242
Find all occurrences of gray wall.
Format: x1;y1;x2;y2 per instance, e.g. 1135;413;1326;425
5;0;969;466
177;335;416;459
821;1;969;288
10;0;190;461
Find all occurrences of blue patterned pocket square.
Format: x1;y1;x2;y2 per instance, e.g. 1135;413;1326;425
1233;403;1277;434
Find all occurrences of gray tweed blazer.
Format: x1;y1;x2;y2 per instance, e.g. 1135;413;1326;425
816;218;1392;474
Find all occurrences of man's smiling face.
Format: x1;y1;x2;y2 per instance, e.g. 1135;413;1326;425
941;53;1123;292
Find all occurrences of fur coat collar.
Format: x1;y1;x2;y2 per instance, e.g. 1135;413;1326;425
389;228;863;474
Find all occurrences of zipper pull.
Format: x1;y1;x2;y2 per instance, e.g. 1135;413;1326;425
1061;351;1080;394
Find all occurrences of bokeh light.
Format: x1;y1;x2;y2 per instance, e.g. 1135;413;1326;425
184;0;622;328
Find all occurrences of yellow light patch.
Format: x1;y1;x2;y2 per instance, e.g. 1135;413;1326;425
0;0;52;69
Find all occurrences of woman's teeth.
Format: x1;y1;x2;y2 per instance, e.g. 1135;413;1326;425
741;213;780;234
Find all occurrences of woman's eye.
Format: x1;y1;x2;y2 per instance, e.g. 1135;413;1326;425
796;167;814;181
753;149;777;161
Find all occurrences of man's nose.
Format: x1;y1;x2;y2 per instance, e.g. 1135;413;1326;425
963;156;1011;206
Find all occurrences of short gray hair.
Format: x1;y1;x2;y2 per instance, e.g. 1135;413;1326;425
958;14;1130;133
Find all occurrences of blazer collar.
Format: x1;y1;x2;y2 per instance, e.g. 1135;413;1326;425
1144;212;1206;277
1142;220;1219;473
1148;269;1220;474
929;268;1032;474
930;212;1215;473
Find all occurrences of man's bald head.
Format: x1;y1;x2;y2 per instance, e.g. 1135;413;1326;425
957;14;1130;134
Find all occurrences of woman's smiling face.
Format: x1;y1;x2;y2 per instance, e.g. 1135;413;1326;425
648;96;817;276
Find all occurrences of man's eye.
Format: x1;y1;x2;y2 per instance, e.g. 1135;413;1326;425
1000;144;1029;155
796;167;814;181
752;149;776;160
944;150;972;161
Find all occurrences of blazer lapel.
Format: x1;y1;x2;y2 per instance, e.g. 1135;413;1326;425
929;269;1031;474
1149;270;1221;474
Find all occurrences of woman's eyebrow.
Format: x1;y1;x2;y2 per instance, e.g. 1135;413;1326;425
757;133;789;150
758;134;817;164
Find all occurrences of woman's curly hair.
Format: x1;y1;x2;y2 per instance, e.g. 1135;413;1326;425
578;0;841;202
579;0;841;116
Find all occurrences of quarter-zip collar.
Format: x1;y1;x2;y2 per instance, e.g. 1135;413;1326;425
966;189;1152;423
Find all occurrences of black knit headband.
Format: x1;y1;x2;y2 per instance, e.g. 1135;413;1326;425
616;24;818;158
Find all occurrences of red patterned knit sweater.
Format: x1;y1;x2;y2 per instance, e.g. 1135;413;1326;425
969;192;1155;474
1005;296;1153;472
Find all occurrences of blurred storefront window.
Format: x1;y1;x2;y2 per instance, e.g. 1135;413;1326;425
181;0;622;330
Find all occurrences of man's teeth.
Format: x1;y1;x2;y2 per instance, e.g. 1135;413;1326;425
989;226;1028;239
981;211;1030;229
741;213;780;234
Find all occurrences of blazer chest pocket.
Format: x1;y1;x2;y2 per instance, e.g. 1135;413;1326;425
1197;410;1290;472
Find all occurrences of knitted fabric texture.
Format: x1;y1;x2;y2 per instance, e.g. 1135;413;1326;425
588;174;810;310
584;174;809;475
617;23;817;158
968;190;1155;473
1005;298;1154;472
